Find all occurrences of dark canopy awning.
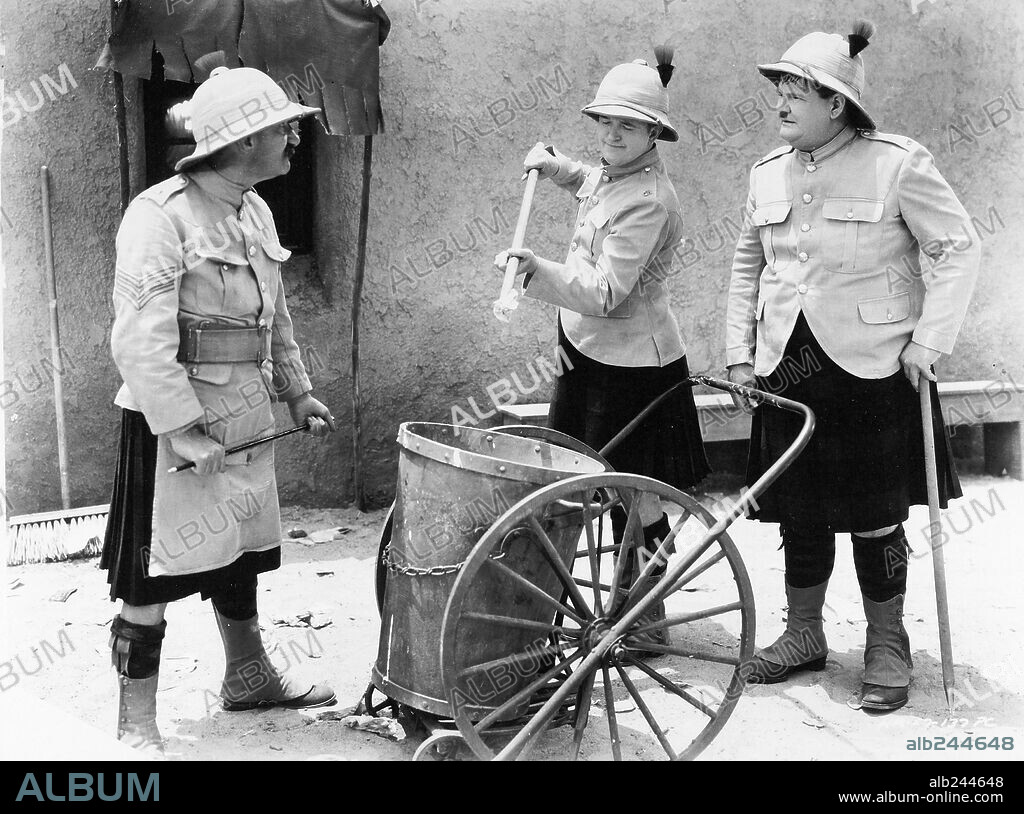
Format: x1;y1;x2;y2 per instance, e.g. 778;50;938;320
96;0;390;136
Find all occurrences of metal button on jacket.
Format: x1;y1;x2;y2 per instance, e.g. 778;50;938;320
801;223;810;232
248;245;256;256
570;242;578;252
802;193;813;203
798;251;809;262
797;284;808;294
260;281;267;291
806;164;817;173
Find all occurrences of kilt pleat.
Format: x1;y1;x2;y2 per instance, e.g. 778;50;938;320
100;409;280;605
548;321;711;491
745;313;961;532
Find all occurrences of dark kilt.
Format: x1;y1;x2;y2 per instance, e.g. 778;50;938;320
549;321;710;491
746;313;961;533
100;409;280;605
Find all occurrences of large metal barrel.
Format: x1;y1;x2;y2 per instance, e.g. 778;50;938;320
372;422;605;717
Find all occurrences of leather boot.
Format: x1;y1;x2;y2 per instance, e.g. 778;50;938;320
859;594;912;712
110;616;165;754
214;610;336;711
745;581;829;684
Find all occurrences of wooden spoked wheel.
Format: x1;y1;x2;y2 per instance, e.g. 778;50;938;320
439;472;755;761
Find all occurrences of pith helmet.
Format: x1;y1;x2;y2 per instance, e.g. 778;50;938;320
757;21;877;130
175;67;320;172
582;47;678;142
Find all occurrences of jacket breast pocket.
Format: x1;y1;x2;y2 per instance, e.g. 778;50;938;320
752;201;793;270
822;197;884;273
250;236;289;302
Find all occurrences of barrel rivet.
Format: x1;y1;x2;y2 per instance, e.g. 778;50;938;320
534;446;541;453
498;465;507;473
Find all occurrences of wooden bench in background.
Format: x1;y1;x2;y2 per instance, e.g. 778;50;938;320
496;379;1024;479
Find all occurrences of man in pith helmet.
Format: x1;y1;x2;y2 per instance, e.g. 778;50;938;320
725;22;980;712
102;65;338;753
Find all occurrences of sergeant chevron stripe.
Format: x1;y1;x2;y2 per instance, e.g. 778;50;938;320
113;265;180;310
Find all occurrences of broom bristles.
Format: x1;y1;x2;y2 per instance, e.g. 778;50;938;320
7;511;106;566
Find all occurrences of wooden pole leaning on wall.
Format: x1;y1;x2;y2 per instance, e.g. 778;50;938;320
109;0;130;215
351;135;373;511
114;70;130;215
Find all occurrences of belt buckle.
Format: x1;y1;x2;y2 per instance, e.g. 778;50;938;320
256;324;268;365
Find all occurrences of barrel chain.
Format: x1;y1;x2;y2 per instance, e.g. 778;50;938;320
381;541;508;578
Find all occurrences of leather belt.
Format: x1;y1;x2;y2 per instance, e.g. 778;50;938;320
177;324;269;364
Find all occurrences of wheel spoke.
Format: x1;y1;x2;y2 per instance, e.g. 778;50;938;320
620;641;740;665
483;557;586;625
574;544;619;559
630;601;743;635
471;649;585;733
614;660;678;760
463;611;582;639
619;527;717;617
620;653;719;719
609;492;641;602
458;641;565;681
573;577;628;596
526;515;596;621
667;549;727;593
602;665;622;761
579;489;605;616
570;670;597;760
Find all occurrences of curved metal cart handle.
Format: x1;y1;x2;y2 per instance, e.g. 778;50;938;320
689;375;816;517
598;374;816;525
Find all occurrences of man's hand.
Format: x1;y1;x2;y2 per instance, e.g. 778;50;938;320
524;141;558;178
287;392;336;438
899;340;941;391
168;427;226;476
727;363;759;415
494;248;538;278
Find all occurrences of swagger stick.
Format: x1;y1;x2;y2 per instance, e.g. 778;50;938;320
168;424;310;473
920;381;956;712
492;168;540;322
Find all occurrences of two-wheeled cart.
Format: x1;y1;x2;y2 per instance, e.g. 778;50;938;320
361;376;814;760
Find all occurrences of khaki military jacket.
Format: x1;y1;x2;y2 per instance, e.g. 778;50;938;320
525;147;686;367
726;127;981;379
111;168;311;576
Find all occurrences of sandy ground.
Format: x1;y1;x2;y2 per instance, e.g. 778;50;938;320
2;473;1021;762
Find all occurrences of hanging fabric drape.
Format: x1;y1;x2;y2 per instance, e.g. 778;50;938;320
96;0;389;135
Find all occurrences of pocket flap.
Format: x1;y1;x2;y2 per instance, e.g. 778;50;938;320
857;292;910;324
823;197;884;223
586;203;611;230
751;202;791;226
184;361;233;385
189;228;250;266
260;239;291;262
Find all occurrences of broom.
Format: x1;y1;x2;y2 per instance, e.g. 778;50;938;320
6;167;108;566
